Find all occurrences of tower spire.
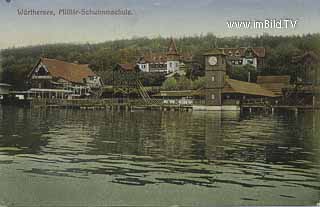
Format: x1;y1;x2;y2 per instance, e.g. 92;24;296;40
167;37;178;56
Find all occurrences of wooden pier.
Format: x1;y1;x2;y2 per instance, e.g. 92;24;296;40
2;96;318;113
28;98;194;112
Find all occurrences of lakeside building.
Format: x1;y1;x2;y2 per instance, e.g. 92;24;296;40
137;38;193;74
153;77;278;106
220;47;265;70
282;51;320;107
26;58;103;99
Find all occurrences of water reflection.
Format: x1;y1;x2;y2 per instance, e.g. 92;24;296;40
0;106;319;205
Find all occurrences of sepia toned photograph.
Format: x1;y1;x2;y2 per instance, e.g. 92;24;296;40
0;0;319;206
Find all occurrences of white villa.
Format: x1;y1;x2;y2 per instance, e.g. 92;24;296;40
137;38;192;74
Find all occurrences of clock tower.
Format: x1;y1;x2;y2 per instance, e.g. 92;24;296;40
203;49;226;106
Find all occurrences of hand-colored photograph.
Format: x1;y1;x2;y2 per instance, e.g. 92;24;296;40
0;0;319;206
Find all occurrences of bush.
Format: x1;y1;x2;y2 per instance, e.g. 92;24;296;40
162;77;177;90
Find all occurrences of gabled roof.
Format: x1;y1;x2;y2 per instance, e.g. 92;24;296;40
138;52;193;64
115;63;138;72
153;78;277;98
223;78;277;97
30;58;96;84
139;53;168;63
167;38;179;56
257;76;291;96
257;76;290;84
203;49;226;56
220;47;265;58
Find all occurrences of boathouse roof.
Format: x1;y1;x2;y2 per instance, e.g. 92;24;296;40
28;58;96;84
223;78;277;97
153;78;277;98
257;75;291;96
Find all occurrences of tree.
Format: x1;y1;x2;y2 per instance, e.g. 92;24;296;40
176;76;193;90
162;77;177;90
227;64;257;82
192;77;206;89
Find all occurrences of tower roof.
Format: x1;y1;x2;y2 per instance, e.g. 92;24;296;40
203;49;226;56
167;38;179;56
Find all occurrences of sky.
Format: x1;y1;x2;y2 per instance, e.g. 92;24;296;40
0;0;320;49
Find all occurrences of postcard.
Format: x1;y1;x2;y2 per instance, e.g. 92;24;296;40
0;0;319;206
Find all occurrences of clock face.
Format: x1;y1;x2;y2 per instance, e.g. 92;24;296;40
208;56;218;65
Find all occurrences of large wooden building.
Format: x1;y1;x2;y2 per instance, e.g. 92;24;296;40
27;58;102;98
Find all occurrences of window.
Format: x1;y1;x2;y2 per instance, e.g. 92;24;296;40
212;76;215;82
211;94;215;100
169;62;172;67
235;50;240;57
246;59;254;64
176;63;178;67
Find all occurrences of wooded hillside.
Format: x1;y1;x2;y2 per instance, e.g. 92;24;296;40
1;33;319;89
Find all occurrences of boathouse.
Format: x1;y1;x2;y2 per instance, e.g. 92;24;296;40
27;58;103;99
153;77;277;107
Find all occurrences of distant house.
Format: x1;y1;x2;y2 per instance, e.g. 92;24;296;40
220;47;265;70
112;63;139;90
27;58;102;98
137;38;193;74
292;51;319;84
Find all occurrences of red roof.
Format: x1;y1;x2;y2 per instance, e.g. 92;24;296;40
32;58;96;84
116;63;137;71
220;47;265;58
137;38;194;64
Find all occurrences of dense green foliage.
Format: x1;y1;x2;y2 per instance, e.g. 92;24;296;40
1;33;319;89
227;64;258;82
162;76;206;90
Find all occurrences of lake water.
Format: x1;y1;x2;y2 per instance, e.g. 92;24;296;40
0;106;319;206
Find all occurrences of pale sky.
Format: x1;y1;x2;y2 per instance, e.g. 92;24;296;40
0;0;320;49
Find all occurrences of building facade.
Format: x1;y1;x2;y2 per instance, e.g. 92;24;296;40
137;38;192;74
220;47;265;70
27;58;103;98
204;50;227;106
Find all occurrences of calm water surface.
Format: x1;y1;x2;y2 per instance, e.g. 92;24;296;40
0;105;319;206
